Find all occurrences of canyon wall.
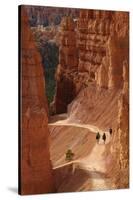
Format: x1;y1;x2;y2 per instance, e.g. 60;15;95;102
108;12;129;188
110;60;129;188
20;7;129;192
78;10;113;88
53;10;112;114
52;16;78;113
108;12;129;89
20;7;55;194
117;60;129;187
54;9;129;115
26;5;79;26
53;9;129;188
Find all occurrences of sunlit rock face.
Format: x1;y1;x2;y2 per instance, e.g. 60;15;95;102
25;5;79;26
53;16;78;114
108;12;129;89
111;60;129;188
20;6;55;195
53;9;129;189
54;9;129;112
20;6;129;192
108;12;129;189
77;10;113;89
53;10;114;115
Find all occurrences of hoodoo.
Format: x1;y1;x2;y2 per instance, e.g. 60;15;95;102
53;16;78;113
20;7;55;194
20;6;129;193
50;9;129;191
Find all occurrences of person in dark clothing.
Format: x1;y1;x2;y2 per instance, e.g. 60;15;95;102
102;133;106;144
109;128;112;136
96;132;100;144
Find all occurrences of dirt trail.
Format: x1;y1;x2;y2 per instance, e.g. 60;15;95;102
53;143;112;190
49;115;113;191
49;117;111;144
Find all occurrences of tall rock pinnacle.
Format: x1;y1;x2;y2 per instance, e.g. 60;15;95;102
19;6;55;195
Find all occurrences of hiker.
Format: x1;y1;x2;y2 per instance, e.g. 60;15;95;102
102;133;106;144
109;128;112;136
96;132;100;144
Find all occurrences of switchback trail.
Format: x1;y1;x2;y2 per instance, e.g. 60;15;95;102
48;118;111;144
49;115;113;191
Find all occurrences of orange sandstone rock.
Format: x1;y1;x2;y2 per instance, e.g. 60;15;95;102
53;10;129;115
20;6;55;195
53;16;78;113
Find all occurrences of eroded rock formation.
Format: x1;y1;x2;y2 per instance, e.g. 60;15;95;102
111;60;129;188
108;13;129;89
53;10;115;113
108;12;129;188
52;16;78;113
25;5;79;26
21;7;129;192
20;7;55;194
54;10;129;114
78;10;113;88
52;9;129;189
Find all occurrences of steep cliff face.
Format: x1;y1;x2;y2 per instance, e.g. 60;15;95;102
108;12;129;89
26;5;79;26
78;10;113;88
119;61;129;176
110;60;129;188
108;12;129;188
20;7;55;194
54;10;129;108
52;9;129;189
52;16;78;114
53;10;115;114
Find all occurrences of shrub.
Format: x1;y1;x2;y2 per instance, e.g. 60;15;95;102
65;149;74;161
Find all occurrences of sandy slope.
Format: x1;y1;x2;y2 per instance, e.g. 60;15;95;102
48;115;114;192
48;86;119;192
49;118;111;144
67;86;120;130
